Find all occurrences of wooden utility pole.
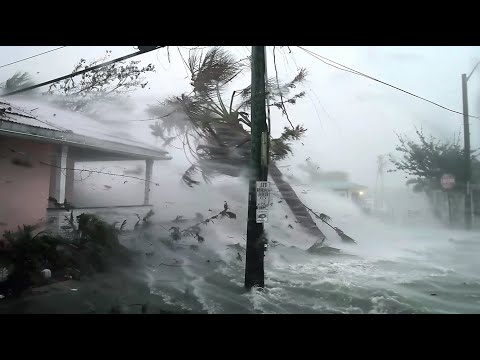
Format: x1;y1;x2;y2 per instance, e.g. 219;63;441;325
462;73;472;229
245;46;268;289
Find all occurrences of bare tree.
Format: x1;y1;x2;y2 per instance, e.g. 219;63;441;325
44;50;155;115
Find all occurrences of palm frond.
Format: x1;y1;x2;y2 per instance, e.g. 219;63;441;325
0;72;34;93
188;47;241;96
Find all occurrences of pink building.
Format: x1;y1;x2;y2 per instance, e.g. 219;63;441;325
0;98;171;236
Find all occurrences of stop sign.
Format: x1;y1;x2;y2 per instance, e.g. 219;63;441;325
440;174;455;190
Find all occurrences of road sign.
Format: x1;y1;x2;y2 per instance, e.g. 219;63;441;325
256;209;269;223
441;174;455;190
256;181;271;209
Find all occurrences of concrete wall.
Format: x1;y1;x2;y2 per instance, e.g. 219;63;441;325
0;136;54;234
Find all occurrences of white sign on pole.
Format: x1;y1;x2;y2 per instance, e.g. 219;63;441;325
256;209;269;223
256;181;271;209
440;174;455;190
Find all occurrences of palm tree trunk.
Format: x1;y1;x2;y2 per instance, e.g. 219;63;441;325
269;163;326;242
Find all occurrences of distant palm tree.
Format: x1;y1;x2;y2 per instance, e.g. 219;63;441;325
0;72;34;94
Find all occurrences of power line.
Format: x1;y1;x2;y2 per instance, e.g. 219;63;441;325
0;46;67;70
39;161;160;186
297;46;480;120
1;47;164;97
272;46;294;129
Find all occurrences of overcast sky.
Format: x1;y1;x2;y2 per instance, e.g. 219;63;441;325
1;46;480;190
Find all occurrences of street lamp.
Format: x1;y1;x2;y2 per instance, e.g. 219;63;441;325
462;60;480;230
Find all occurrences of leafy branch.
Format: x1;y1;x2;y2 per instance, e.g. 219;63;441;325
169;202;237;242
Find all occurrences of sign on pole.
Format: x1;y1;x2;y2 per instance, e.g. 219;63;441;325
440;174;455;190
256;181;270;223
256;181;271;209
256;209;269;223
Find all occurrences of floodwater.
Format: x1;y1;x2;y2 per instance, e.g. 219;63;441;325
124;181;480;314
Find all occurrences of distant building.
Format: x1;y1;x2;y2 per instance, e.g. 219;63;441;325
319;180;368;206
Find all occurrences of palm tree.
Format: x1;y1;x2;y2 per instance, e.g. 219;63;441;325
0;72;35;94
148;47;326;242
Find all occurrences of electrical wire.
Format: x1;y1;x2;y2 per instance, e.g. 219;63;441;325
0;46;67;70
1;47;164;97
297;46;480;120
272;46;295;129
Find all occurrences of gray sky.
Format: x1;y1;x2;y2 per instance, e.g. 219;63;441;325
1;46;480;190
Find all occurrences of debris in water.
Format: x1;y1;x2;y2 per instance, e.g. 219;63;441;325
237;252;242;262
430;293;437;296
173;215;187;223
145;251;154;257
104;185;112;190
285;215;288;219
288;224;294;229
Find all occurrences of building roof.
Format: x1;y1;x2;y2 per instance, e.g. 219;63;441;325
0;97;171;161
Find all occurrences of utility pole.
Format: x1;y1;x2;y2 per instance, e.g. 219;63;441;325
462;73;472;229
245;46;268;290
374;155;386;212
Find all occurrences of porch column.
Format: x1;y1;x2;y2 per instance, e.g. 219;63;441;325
144;159;153;205
65;157;75;203
54;145;68;204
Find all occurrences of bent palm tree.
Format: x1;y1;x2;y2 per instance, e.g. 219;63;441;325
148;47;326;242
